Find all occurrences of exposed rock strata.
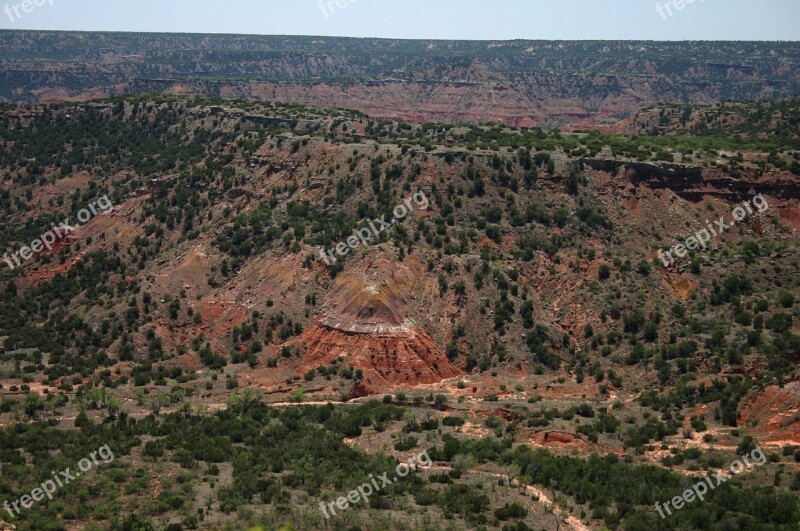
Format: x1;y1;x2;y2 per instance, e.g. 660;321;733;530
293;323;462;397
287;259;462;396
583;158;800;201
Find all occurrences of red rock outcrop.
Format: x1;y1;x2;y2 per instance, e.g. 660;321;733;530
289;257;462;396
294;323;461;396
738;380;800;446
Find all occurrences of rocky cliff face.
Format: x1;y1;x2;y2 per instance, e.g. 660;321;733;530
293;323;462;397
583;158;800;201
288;259;462;396
2;32;799;126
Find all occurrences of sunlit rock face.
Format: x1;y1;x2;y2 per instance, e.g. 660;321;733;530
291;257;462;396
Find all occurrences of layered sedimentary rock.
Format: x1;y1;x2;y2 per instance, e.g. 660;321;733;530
3;32;799;126
295;323;461;396
583;158;800;201
738;381;800;445
290;259;462;395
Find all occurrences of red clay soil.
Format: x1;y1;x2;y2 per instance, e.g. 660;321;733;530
738;380;800;446
154;298;250;357
24;251;85;289
293;322;462;397
777;205;800;230
660;269;699;300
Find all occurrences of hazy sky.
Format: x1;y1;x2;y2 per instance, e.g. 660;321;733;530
0;0;798;40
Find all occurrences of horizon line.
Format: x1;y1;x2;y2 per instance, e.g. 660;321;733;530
0;28;798;43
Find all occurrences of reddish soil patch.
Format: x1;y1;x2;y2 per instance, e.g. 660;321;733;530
738;380;800;446
154;298;249;356
23;252;85;289
777;206;800;230
660;269;698;300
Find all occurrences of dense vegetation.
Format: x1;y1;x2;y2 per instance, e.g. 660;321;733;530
1;402;797;530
